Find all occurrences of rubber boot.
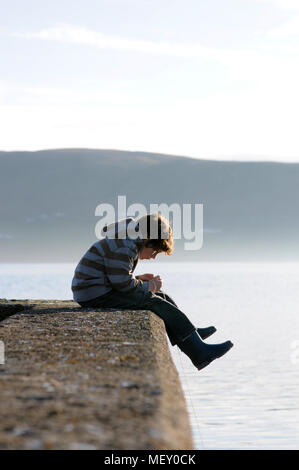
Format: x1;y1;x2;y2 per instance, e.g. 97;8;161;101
177;330;233;371
197;326;216;340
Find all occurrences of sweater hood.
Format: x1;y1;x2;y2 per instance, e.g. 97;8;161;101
101;217;143;245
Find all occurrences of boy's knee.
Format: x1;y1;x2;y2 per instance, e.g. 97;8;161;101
155;291;177;307
140;290;164;306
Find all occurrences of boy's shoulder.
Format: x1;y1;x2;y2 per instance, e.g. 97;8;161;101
94;237;140;259
122;237;140;252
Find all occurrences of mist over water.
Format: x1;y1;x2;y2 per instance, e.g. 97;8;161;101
2;150;299;263
1;261;298;449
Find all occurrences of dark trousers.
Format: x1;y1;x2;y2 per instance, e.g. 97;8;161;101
79;288;195;346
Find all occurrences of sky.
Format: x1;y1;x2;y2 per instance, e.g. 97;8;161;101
1;0;299;161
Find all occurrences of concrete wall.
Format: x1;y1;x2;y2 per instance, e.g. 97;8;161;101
0;300;194;450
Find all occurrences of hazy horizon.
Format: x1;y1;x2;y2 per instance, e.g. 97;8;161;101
1;149;299;263
1;147;299;164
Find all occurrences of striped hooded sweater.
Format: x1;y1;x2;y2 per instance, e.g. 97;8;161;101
72;217;150;303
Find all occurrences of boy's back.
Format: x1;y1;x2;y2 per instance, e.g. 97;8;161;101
72;217;149;303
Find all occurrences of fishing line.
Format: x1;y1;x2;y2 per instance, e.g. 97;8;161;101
159;289;205;450
177;346;205;450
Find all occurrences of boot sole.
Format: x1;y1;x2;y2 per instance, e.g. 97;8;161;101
196;360;212;371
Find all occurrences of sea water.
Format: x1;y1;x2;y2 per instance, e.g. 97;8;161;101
0;261;298;449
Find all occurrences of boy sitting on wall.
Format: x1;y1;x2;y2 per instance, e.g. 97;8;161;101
72;213;233;371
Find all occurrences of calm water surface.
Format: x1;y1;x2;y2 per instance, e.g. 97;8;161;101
0;262;298;449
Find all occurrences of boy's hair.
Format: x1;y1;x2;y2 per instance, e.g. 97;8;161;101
136;213;174;255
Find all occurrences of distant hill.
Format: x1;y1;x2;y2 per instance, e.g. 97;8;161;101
1;148;299;262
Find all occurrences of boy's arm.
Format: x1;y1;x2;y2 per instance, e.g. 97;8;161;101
104;247;150;294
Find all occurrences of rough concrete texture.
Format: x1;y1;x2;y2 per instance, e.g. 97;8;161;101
0;300;194;450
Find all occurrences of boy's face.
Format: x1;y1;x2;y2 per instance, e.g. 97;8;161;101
139;246;160;260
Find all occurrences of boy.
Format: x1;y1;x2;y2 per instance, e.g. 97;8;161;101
72;213;233;371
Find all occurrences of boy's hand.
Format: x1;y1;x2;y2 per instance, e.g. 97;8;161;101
137;273;155;281
149;275;163;293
